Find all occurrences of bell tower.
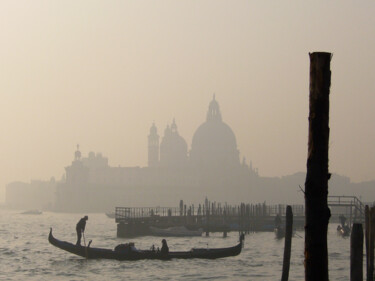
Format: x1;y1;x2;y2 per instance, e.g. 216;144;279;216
148;122;159;167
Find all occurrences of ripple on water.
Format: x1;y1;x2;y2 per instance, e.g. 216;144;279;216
0;248;16;256
0;210;355;280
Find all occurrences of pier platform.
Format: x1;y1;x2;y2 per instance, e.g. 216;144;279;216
115;203;305;237
114;196;365;237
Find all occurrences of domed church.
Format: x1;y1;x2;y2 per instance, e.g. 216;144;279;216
9;96;258;212
9;96;373;212
139;95;257;206
148;95;241;171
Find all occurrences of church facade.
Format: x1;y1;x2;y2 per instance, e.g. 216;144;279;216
55;96;258;212
7;97;259;212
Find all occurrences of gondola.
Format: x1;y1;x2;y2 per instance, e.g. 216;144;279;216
337;224;350;237
48;228;244;260
274;226;285;239
21;209;42;215
105;212;115;219
337;215;351;237
149;226;203;237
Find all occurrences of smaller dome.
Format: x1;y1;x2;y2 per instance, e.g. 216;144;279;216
164;125;171;137
160;123;187;153
160;120;188;167
160;133;188;152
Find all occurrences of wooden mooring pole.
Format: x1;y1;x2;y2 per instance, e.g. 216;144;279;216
205;207;210;237
304;52;332;281
281;205;293;281
367;207;375;281
351;223;363;281
365;205;370;280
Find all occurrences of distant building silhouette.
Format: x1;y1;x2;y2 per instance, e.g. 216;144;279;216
148;122;159;167
11;96;374;212
48;96;258;211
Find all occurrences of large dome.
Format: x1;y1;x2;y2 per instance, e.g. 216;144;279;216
190;96;240;168
191;120;237;152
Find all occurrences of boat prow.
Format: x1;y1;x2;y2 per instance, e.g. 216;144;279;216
49;228;94;258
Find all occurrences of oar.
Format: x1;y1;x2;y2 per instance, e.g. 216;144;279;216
83;232;88;259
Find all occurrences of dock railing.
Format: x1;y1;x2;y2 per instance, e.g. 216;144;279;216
115;206;180;220
115;203;305;223
115;197;364;223
328;195;365;224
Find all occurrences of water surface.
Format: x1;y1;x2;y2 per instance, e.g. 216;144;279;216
0;210;355;280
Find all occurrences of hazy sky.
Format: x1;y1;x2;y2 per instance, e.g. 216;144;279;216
1;1;375;201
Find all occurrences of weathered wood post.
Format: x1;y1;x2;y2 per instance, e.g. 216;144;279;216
304;52;332;281
365;205;369;279
205;205;210;237
368;207;375;281
350;223;363;281
281;205;293;281
179;200;183;216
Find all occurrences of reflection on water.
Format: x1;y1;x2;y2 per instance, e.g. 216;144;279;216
0;209;355;280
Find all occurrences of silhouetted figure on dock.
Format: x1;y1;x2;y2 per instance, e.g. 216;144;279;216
240;233;245;244
161;239;169;255
274;214;284;238
337;214;350;236
76;215;88;246
339;214;347;227
275;214;282;227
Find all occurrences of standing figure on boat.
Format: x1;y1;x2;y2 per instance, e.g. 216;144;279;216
76;215;88;246
337;214;350;237
339;214;347;227
274;214;285;239
161;239;169;255
275;214;282;227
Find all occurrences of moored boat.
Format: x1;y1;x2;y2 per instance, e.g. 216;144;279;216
149;226;203;237
21;209;42;215
337;224;350;237
105;212;115;219
48;228;244;260
274;226;285;239
337;215;350;237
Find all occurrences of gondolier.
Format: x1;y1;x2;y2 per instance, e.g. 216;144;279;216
76;216;88;246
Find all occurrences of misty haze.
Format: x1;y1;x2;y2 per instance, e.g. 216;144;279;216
5;96;375;212
1;1;375;280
